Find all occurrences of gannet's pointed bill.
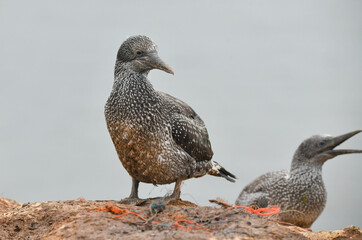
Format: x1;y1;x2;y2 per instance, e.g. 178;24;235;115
146;52;174;75
323;130;362;157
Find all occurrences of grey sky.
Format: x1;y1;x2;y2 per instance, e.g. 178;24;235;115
0;0;361;231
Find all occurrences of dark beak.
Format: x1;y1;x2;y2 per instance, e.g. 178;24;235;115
146;52;174;75
324;130;362;157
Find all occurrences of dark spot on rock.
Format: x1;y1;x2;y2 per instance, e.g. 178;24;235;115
29;222;38;230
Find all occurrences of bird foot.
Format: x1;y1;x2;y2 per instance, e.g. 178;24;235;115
118;197;146;206
164;195;180;204
133;197;169;207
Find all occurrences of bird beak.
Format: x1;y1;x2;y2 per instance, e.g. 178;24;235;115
146;52;174;75
323;130;362;157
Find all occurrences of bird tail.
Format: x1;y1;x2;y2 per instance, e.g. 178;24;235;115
208;161;237;182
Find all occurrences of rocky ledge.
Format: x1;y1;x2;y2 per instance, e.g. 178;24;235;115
0;197;360;239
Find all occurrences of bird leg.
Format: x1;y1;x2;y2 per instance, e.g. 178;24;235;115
119;178;141;205
167;179;183;201
129;178;140;199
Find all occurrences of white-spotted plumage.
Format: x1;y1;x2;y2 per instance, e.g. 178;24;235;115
105;35;236;200
236;131;362;227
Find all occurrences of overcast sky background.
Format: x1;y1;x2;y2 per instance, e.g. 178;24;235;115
0;0;361;231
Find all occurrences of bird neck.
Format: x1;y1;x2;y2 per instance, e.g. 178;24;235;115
113;62;153;91
289;164;325;200
290;160;323;180
114;61;150;79
111;61;160;113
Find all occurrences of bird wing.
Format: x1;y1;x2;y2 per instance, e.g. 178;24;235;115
235;170;289;207
159;92;213;161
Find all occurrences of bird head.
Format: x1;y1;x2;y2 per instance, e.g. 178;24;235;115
116;35;174;75
291;130;362;168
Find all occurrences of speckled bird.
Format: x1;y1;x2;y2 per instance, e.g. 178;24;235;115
105;35;236;202
235;130;362;228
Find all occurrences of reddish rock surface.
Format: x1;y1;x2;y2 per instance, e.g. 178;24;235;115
0;197;360;239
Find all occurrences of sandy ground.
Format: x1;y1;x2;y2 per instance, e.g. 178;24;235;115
0;197;360;240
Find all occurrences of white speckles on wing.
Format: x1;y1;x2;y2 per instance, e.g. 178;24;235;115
159;92;214;161
158;155;165;163
122;131;128;140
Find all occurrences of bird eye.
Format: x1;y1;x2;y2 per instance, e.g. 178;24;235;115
319;141;326;146
136;50;143;56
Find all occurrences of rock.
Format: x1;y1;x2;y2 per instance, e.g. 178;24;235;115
0;197;360;239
